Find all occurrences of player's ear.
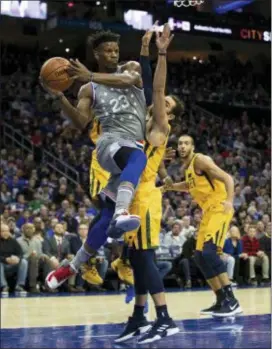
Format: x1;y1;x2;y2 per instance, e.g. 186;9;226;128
168;113;175;121
93;49;99;61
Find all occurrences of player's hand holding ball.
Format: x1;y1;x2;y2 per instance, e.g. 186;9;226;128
39;57;73;97
67;59;93;82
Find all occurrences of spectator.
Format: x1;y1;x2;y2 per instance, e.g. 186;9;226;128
62;207;78;233
233;186;245;210
0;224;28;295
222;226;243;285
182;216;196;239
164;222;186;256
242;226;270;285
259;226;271;278
43;223;71;272
46;218;59;238
0;183;12;205
69;224;100;290
75;206;90;225
53;184;68;205
178;231;204;288
33;216;45;238
7;217;21;238
17;223;51;293
256;221;266;240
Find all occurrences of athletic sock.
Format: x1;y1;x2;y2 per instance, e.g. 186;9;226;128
155;305;170;319
132;305;145;320
115;182;135;214
223;284;235;300
70;246;93;271
215;288;226;304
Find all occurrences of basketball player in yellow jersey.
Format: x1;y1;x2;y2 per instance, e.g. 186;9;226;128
165;135;242;318
115;24;183;345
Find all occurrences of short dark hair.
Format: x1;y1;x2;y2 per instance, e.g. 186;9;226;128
179;134;195;145
169;95;185;119
88;30;120;50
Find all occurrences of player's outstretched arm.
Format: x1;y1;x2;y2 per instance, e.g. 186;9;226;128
146;23;174;146
139;21;158;106
194;154;234;213
68;59;142;89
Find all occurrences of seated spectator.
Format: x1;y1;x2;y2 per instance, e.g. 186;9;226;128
259;226;271;278
17;223;51;293
182;216;196;239
256;221;266;240
62;207;78;234
46;217;59;238
164;221;186;256
43;223;71;273
178;231;204;288
155;246;173;281
7;217;21;238
0;224;28;295
75;206;90;225
223;226;244;284
242;226;270;285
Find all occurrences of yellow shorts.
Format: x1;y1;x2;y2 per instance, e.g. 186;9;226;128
89;150;110;200
124;182;162;250
196;204;233;252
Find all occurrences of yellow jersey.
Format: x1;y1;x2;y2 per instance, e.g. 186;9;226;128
185;153;227;211
88;119;110;198
141;126;170;184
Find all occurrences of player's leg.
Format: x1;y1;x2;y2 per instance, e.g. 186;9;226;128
195;211;242;317
46;197;114;289
97;137;147;236
134;190;179;344
115;245;151;343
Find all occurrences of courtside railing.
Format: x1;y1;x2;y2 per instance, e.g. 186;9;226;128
1;122;80;185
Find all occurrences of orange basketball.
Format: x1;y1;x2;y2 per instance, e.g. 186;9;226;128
40;57;73;92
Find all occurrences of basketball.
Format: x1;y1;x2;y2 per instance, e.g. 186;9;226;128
40;57;73;92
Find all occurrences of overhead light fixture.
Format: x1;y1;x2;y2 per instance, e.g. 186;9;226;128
65;48;70;52
103;5;107;10
59;38;63;43
193;56;197;60
96;1;101;5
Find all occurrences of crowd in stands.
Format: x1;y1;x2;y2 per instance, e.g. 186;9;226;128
0;44;271;296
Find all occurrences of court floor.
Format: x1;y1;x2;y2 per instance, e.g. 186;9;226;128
1;287;271;348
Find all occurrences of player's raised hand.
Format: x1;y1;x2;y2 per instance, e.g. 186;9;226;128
67;59;92;82
155;23;174;53
142;20;159;46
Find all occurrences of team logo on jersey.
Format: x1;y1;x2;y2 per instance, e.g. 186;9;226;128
174;0;204;7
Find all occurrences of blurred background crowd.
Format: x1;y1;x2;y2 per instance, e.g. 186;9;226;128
0;0;271;296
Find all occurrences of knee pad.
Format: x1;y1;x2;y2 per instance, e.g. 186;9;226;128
129;249;164;295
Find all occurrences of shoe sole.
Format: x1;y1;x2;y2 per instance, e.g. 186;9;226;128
200;311;214;315
138;327;180;344
114;324;151;343
108;216;140;239
212;306;243;318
